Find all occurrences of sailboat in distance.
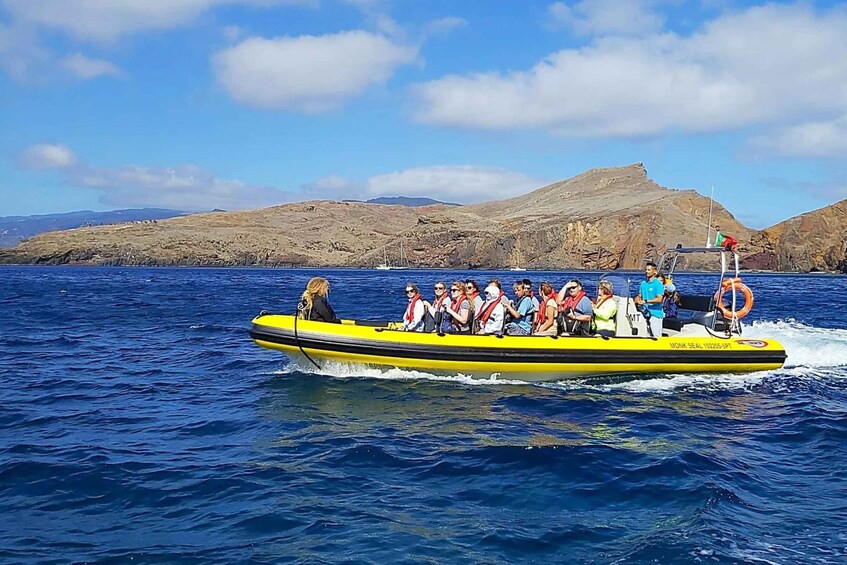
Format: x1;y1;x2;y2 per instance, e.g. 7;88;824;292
376;245;391;270
376;242;410;270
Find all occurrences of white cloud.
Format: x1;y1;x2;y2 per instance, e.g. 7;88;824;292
69;164;288;210
308;165;548;203
61;53;122;79
212;31;418;111
0;21;50;79
341;0;387;10
749;115;847;158
16;143;290;210
422;16;467;38
763;175;847;204
547;0;665;36
1;0;313;42
222;25;243;41
17;144;77;170
415;4;847;139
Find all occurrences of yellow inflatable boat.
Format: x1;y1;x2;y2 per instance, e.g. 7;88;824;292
249;314;786;382
250;248;787;382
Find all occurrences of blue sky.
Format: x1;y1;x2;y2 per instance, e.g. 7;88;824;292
1;0;845;228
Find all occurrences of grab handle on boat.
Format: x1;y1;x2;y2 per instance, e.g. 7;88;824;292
294;300;322;370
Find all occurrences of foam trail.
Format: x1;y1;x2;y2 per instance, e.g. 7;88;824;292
543;371;773;394
275;359;530;386
266;319;847;390
746;319;847;370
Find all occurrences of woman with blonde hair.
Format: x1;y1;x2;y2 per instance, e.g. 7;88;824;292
299;277;340;323
593;280;617;337
443;280;471;333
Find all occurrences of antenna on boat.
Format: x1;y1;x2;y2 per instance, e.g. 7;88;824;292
705;185;714;247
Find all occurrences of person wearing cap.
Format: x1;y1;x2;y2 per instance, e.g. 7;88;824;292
635;262;665;337
401;283;426;332
475;284;506;335
663;282;681;319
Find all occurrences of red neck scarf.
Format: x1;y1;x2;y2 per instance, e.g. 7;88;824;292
405;293;421;322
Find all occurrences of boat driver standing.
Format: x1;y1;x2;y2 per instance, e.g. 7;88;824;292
634;261;665;337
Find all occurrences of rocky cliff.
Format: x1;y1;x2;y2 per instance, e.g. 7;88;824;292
1;164;842;272
744;200;847;272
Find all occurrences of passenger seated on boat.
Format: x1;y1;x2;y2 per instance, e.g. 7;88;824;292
533;282;559;336
464;279;484;314
298;277;340;323
444;281;471;333
504;280;534;336
663;282;681;318
559;279;593;336
523;279;540;319
475;284;506;335
592;281;617;337
424;281;452;332
401;283;426;332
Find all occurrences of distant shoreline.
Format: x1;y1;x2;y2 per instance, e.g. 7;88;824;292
0;263;843;275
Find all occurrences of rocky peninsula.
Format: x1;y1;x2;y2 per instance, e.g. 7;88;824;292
1;164;844;272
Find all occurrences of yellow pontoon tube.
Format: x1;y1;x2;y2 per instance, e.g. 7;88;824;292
250;314;787;382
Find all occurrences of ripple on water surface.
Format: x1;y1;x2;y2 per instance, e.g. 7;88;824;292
0;267;846;563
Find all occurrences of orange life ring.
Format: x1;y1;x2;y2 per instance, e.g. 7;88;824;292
716;278;754;319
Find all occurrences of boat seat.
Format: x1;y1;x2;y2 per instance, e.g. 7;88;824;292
662;317;685;332
678;294;715;312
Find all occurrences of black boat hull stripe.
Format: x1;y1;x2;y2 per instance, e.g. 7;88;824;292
250;326;787;366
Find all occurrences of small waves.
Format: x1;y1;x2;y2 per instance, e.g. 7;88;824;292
2;267;847;563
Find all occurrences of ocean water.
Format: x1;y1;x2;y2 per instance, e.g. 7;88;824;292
1;266;846;564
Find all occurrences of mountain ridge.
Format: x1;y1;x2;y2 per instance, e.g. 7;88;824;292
1;164;844;272
0;208;185;247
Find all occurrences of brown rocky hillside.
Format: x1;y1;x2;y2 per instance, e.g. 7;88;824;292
0;163;843;272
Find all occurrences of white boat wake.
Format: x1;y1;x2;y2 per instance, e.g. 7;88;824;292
269;318;847;392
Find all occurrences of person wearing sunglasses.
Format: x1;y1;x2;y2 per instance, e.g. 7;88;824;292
443;280;471;333
401;283;426;332
424;281;452;333
522;278;540;317
559;279;593;336
464;279;484;314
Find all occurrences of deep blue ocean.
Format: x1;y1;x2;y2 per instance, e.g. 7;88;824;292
1;266;846;564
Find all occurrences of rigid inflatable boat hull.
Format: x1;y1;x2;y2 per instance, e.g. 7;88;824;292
250;315;787;382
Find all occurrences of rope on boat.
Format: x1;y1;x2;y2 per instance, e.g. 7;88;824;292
294;301;322;371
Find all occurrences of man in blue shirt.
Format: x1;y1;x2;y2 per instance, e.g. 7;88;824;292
635;261;665;337
505;280;535;335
